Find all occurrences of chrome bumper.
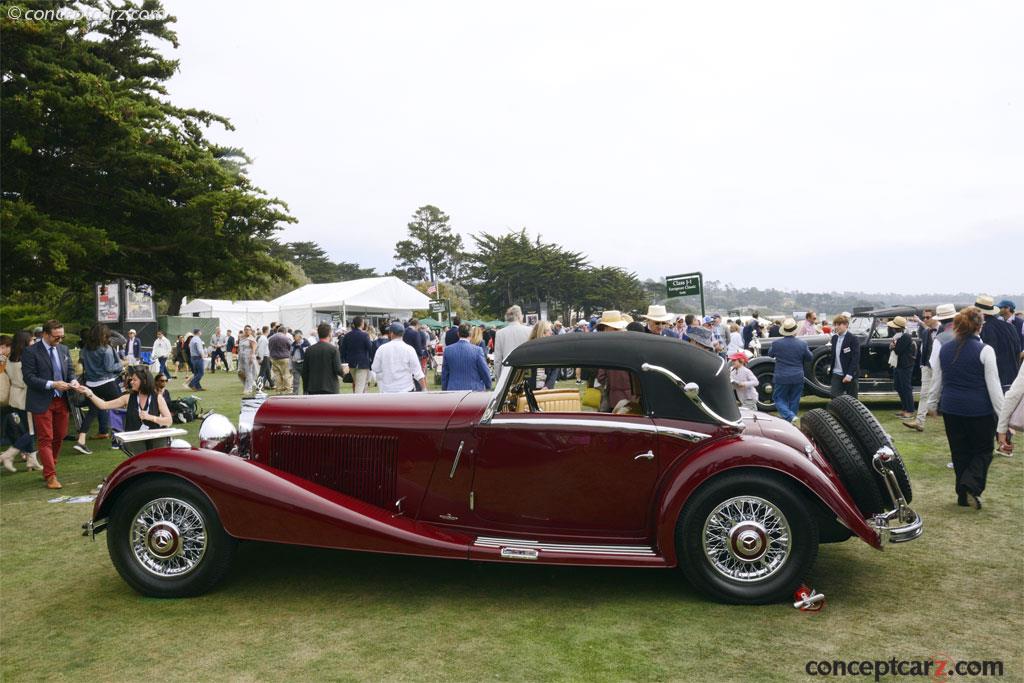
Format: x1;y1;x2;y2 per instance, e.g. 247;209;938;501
867;447;923;545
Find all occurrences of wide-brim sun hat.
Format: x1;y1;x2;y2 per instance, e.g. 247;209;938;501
887;316;907;329
642;304;674;323
975;294;997;314
934;303;956;321
779;318;799;336
596;310;628;330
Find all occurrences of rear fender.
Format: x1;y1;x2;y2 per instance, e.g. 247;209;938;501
655;435;881;565
92;448;472;559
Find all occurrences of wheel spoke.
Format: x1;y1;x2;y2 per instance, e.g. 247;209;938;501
701;495;792;583
129;497;207;578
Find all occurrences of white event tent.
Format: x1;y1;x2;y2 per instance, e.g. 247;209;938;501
178;299;279;333
271;276;432;332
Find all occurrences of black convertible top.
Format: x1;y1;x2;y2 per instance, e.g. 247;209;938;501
505;333;740;424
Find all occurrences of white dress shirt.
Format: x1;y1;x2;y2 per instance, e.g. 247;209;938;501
371;338;425;393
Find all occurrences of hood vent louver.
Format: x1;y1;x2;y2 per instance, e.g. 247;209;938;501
267;432;398;508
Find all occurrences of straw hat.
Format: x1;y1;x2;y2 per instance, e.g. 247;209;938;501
974;294;997;315
934;303;956;321
596;310;628;330
886;316;907;330
779;318;799;336
642;304;674;323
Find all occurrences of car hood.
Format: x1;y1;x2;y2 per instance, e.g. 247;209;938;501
254;391;478;431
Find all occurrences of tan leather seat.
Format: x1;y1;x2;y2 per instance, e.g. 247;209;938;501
516;388;582;413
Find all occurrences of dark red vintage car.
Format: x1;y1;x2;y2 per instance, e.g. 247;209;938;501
85;334;921;604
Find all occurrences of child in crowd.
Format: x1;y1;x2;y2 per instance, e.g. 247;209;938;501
729;352;759;410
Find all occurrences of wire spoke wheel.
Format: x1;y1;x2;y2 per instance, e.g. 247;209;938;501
130;497;208;577
701;495;791;582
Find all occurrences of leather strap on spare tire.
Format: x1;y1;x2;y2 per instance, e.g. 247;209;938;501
827;395;912;503
800;409;885;516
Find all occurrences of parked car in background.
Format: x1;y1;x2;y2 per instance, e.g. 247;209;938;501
85;334;921;604
746;306;949;411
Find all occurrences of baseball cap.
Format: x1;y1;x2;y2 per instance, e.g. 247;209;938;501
997;299;1015;311
388;322;405;335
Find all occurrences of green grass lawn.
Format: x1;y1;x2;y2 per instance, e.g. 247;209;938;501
1;370;1021;681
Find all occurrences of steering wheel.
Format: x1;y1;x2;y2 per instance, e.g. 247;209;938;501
523;381;542;413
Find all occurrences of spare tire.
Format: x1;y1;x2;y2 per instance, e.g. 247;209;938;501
800;408;885;516
827;395;912;503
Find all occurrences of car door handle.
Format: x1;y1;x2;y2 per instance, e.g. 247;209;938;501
634;450;655;461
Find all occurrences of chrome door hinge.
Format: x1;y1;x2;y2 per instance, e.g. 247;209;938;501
469;491;475;510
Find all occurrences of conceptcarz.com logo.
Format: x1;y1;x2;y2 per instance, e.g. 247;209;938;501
803;655;1005;681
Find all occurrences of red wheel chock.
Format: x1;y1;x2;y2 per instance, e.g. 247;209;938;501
793;584;825;611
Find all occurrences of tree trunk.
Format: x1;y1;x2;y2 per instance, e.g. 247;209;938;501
165;290;185;316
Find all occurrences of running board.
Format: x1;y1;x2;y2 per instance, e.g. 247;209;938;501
474;536;657;557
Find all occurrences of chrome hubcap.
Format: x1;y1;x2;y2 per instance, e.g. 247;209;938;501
702;496;791;582
130;498;207;577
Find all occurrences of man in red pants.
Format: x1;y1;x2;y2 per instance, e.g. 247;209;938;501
21;320;77;489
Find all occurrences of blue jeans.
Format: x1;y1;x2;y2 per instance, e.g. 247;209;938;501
773;381;804;422
189;357;205;389
157;357;171;378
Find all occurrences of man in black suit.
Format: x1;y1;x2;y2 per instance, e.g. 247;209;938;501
21;319;77;489
339;317;373;394
444;316;461;347
301;323;343;395
827;314;861;399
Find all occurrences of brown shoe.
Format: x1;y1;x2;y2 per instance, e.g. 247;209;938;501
902;421;924;432
89;433;110;440
45;476;63;490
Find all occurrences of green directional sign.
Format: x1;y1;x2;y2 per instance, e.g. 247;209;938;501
429;299;451;322
665;272;705;316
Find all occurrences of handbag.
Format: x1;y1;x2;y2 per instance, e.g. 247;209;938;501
888;350;898;368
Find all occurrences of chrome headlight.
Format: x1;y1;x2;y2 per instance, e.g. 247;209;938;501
199;413;237;453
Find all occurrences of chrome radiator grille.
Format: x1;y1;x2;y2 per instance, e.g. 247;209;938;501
267;431;398;508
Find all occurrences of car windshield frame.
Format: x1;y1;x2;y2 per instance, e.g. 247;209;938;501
848;316;873;336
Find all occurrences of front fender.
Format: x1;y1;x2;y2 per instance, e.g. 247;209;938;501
92;448;472;560
654;435;881;566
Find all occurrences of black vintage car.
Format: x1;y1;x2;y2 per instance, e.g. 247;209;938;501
747;306;939;411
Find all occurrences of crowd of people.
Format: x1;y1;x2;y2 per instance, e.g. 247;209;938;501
0;295;1021;502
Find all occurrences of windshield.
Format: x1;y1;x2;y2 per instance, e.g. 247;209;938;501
848;317;873;335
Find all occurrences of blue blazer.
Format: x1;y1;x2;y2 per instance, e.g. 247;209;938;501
118;336;141;360
828;333;861;378
441;340;492;392
21;341;76;414
339;328;373;369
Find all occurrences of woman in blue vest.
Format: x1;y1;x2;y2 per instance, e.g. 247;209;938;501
930;307;1005;509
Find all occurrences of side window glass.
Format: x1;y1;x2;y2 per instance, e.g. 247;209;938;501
500;367;643;415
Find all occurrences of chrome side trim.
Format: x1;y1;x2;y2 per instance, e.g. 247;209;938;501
486;417;708;442
476;537;657;556
448;440;465;479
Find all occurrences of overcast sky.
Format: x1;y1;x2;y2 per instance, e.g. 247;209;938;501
164;1;1022;294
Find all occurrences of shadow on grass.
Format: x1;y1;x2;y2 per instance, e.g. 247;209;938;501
225;540;707;605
